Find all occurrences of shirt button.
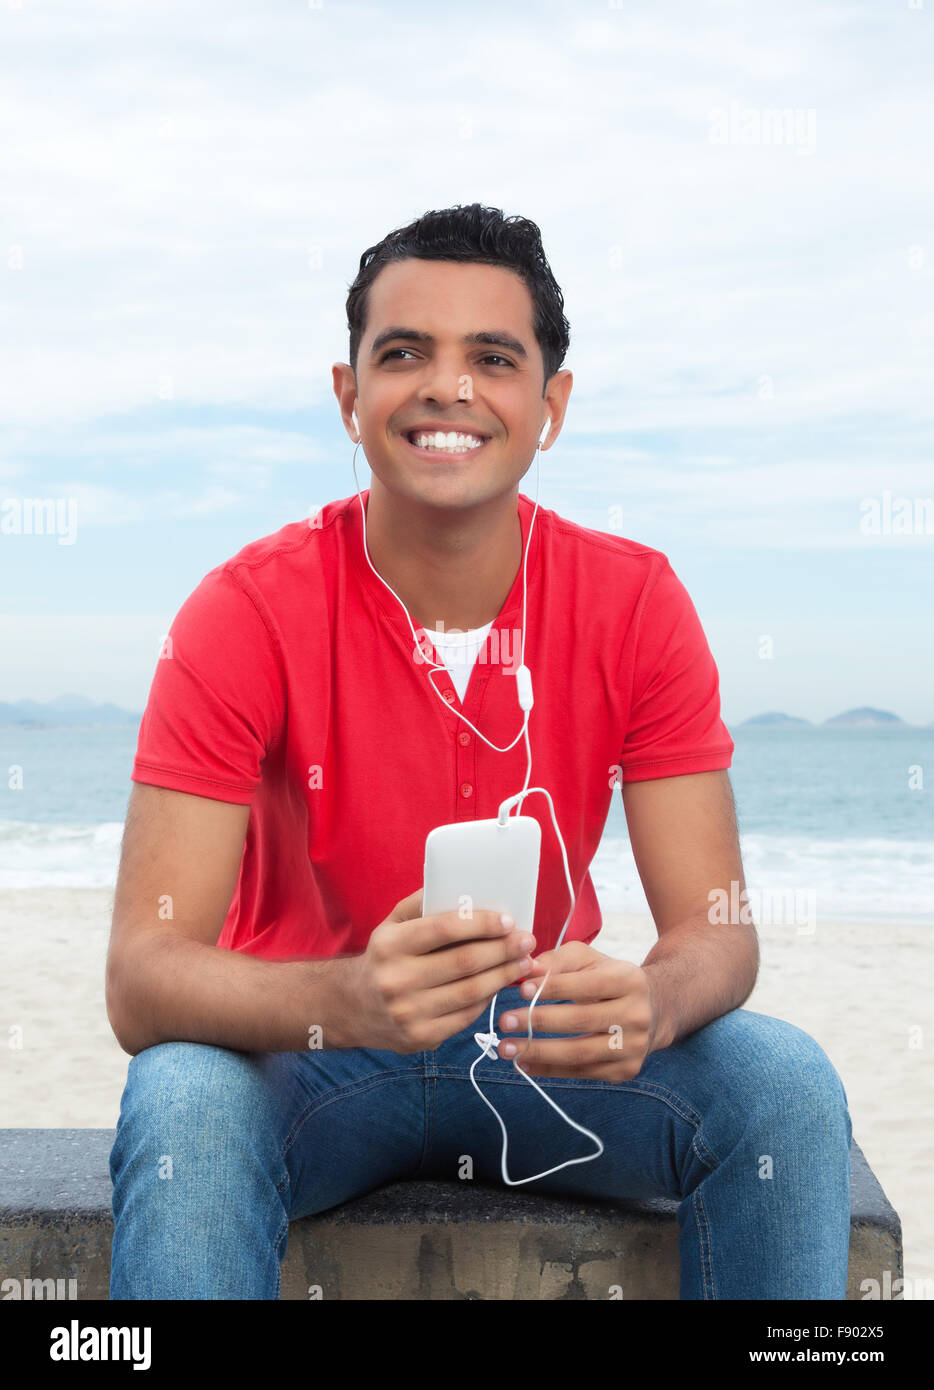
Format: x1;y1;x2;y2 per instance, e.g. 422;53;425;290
460;782;474;799
457;732;471;746
443;689;456;704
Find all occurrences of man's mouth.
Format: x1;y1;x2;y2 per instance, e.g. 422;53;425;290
403;429;491;457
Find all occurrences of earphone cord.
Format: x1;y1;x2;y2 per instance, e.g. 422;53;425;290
350;438;604;1185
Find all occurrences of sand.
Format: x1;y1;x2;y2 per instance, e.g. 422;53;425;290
1;887;930;1289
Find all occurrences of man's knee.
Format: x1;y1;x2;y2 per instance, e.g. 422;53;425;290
111;1041;283;1183
689;1009;852;1141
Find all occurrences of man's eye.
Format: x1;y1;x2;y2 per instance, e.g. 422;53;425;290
378;350;514;367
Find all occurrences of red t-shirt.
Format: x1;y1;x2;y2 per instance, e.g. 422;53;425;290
131;489;734;960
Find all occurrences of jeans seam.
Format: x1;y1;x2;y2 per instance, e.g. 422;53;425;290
414;1063;435;1178
273;1210;289;1300
690;1128;722;1169
692;1186;716;1299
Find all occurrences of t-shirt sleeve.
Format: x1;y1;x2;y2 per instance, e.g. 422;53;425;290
619;557;734;783
131;564;286;805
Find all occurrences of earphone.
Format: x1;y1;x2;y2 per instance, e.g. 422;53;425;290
349;409;605;1186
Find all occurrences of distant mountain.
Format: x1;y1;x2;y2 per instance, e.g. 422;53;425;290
49;693;96;710
738;708;920;728
824;707;905;727
0;697;141;726
741;712;812;727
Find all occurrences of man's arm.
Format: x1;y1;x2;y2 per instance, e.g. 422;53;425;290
621;769;759;1053
105;784;356;1056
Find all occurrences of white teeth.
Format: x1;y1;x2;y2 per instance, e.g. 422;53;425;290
410;430;486;453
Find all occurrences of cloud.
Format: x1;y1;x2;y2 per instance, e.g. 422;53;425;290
1;0;930;709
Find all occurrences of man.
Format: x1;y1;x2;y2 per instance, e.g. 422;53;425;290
106;203;852;1300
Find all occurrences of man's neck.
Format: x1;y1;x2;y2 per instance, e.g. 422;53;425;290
363;482;523;633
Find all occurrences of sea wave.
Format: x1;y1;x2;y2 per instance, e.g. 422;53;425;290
591;831;934;924
2;819;932;921
0;820;124;889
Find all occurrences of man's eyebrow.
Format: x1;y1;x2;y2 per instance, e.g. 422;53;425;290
369;327;528;359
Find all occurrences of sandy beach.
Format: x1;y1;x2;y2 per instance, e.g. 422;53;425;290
1;887;930;1289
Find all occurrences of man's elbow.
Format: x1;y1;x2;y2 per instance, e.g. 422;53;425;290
105;988;135;1057
105;952;145;1057
736;924;760;1004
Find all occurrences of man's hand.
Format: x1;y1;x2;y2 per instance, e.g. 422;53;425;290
495;941;659;1081
339;888;536;1053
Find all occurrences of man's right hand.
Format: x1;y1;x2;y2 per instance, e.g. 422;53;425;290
336;889;536;1053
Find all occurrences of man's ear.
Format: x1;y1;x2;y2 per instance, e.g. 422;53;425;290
541;368;573;448
332;363;359;441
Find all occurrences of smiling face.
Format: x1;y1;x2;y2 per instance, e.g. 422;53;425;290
333;258;572;513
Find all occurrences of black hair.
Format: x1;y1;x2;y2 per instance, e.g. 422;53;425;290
345;203;570;394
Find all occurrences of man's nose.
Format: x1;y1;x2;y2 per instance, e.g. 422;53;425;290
416;360;475;404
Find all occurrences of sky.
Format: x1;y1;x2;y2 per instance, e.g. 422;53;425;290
1;0;932;725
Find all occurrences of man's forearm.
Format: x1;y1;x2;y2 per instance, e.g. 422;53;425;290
641;909;759;1054
108;930;359;1056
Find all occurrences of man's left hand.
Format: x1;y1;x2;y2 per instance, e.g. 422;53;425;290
496;941;659;1080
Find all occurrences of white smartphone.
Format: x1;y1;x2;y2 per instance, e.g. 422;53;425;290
422;816;542;936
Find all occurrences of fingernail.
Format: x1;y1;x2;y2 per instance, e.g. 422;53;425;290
500;914;515;928
520;981;536;997
518;934;534;951
501;1042;517;1057
501;1013;518;1030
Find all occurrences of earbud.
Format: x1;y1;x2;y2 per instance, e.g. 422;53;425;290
538;419;550;449
351;408;360;439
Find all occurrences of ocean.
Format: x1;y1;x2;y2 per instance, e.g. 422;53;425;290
0;723;931;924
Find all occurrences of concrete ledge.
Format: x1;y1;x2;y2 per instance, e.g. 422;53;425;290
0;1130;902;1299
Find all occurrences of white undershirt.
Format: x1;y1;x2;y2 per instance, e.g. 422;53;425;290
425;621;495;704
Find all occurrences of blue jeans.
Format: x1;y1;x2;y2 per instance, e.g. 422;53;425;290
109;987;853;1300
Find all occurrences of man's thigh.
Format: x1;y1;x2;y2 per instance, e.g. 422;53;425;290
417;989;851;1201
111;1037;431;1222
